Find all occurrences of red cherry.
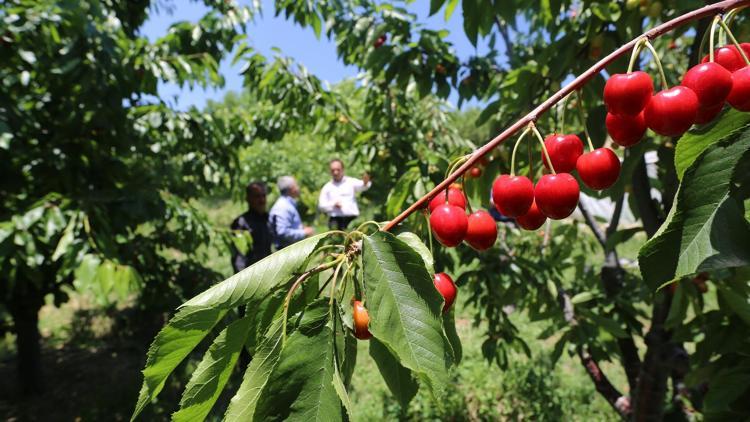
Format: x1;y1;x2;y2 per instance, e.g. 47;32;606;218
606;111;646;147
464;210;497;251
515;200;547;230
576;148;621;190
694;103;724;124
433;272;457;313
643;86;699;137
701;46;744;72
534;173;580;219
428;187;466;213
681;63;733;107
469;166;483;178
352;300;372;340
604;71;654;116
741;43;750;58
728;67;750;112
542;134;584;173
491;175;534;218
429;204;468;247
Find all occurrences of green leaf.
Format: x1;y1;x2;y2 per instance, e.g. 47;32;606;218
132;307;228;420
369;338;419;407
397;231;434;275
639;128;750;289
173;316;252;422
252;299;343;421
224;319;284;421
443;309;462;364
444;0;459;21
183;233;326;309
675;109;750;180
570;291;596;305
363;231;453;395
603;227;643;254
718;285;750;326
429;0;446;16
665;283;688;329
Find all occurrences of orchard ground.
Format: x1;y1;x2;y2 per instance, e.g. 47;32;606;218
0;196;647;421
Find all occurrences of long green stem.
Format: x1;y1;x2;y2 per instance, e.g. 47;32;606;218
424;210;433;256
627;38;648;73
574;90;595;151
530;123;557;175
710;15;721;62
558;92;573;133
509;127;532;176
642;40;668;90
718;19;750;65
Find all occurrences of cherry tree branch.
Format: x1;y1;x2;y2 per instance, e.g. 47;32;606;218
382;0;750;232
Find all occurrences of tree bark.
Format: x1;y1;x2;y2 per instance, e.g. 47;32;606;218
8;282;45;396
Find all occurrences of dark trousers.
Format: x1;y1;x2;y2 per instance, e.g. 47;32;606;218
328;216;356;230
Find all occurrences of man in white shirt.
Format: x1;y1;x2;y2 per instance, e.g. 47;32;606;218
318;159;371;230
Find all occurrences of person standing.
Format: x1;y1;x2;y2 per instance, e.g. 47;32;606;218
269;176;315;249
318;159;371;230
230;181;272;273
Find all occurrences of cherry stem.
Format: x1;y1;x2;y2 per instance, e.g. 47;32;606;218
710;15;721;62
643;40;668;90
527;133;534;177
557;92;573;133
509;127;532;176
530;123;557;175
718;19;750;65
574;90;595;152
627;38;648;73
423;210;434;256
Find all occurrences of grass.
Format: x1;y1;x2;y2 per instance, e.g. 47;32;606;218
1;196;623;421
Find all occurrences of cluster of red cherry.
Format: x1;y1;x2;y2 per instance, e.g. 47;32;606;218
606;25;750;146
428;185;499;250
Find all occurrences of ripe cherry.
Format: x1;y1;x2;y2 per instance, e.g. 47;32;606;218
469;166;483;178
728;67;750;112
428;186;466;213
515;200;547;230
604;71;654;116
606;111;646;147
534;173;580;219
576;148;621;190
542;134;584;173
373;34;387;49
429;204;468;247
465;210;497;250
492;175;534;218
701;46;744;72
681;62;733;107
352;300;372;340
433;272;457;313
643;86;699;137
694;103;724;124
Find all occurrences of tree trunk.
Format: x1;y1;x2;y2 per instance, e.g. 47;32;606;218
8;286;45;396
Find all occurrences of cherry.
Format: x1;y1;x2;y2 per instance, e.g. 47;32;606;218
465;210;497;250
429;204;468;247
373;34;387;49
576;148;621;190
534;173;580;219
643;86;699;137
681;62;733;107
352;300;372;340
542;134;584;173
701;46;744;72
492;175;534;218
694;103;724;124
469;166;483;178
433;272;457;313
515;200;547;230
604;71;654;116
605;111;646;147
428;186;466;213
728;67;750;112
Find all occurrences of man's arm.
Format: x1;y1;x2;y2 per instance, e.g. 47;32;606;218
352;174;372;193
271;208;307;244
318;183;336;213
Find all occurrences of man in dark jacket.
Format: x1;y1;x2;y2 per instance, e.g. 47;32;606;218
230;181;272;272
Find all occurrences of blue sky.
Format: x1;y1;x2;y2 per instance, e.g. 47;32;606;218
140;0;499;110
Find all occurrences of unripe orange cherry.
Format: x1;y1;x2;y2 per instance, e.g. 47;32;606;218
352;300;372;340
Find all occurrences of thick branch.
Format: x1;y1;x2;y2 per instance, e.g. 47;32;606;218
382;0;750;232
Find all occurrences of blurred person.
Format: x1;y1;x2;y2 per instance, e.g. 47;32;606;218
318;159;371;230
269;176;315;248
230;181;272;273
